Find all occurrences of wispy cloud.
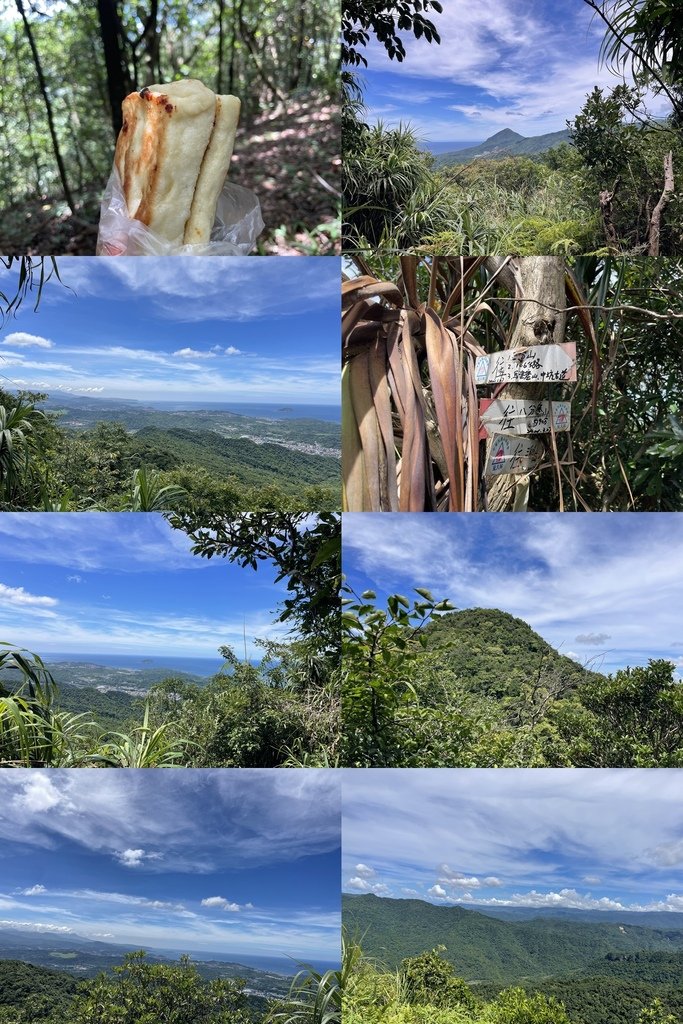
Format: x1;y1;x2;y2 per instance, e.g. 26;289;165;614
343;769;683;912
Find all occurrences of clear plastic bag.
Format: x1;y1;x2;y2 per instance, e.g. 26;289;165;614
96;167;264;256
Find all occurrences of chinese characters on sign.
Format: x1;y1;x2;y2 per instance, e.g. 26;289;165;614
479;399;571;438
475;342;577;384
485;434;545;476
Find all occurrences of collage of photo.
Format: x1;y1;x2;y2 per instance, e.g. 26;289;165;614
1;1;683;1023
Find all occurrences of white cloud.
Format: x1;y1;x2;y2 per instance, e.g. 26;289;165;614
21;884;47;896
13;777;65;813
0;582;57;607
201;897;241;912
0;919;73;934
115;848;162;868
173;347;215;359
354;863;376;879
428;884;447;899
224;346;242;356
1;332;54;349
66;575;83;584
347;877;391;896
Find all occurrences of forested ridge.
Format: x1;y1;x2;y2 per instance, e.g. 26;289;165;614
343;896;683;982
342;595;683;768
0;0;340;255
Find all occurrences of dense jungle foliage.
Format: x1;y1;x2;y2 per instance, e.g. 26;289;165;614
0;0;340;255
343;940;683;1024
342;255;683;513
0;952;341;1024
341;590;683;768
0;512;341;768
342;0;683;256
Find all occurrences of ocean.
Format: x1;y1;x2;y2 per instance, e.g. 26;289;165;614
148;401;341;423
41;652;225;677
169;950;340;975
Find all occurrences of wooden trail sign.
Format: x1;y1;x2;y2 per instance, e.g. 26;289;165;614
475;342;577;384
479;399;571;439
485;434;545;476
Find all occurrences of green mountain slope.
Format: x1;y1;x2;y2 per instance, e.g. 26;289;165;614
422;607;603;698
343;895;683;982
131;426;339;491
434;128;572;167
0;959;80;1015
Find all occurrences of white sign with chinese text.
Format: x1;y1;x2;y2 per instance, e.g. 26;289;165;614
475;342;577;384
485;434;545;476
480;399;571;437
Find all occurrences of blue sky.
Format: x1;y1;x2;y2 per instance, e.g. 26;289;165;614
343;769;683;913
0;513;294;659
0;769;340;961
343;513;683;678
359;0;672;148
0;257;339;404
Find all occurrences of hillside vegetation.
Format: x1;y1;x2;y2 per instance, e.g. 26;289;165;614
0;951;338;1024
342;591;683;768
343;896;683;983
343;937;682;1024
0;387;339;514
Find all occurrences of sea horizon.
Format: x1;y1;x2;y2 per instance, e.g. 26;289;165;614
39;652;227;677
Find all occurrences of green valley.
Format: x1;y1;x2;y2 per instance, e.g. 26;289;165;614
0;388;340;513
343;898;683;1024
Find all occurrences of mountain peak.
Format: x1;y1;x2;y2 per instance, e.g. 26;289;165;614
486;128;525;144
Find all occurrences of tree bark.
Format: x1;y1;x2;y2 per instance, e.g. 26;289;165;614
96;0;132;137
648;150;674;257
15;0;75;214
217;0;225;94
484;256;568;512
599;177;620;248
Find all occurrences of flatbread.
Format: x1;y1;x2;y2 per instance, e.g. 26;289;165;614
183;94;241;245
114;79;217;245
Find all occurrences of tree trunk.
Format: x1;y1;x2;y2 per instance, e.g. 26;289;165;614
484;256;568;512
15;0;75;214
648;150;674;257
599;177;619;248
138;0;160;85
96;0;132;137
217;0;225;94
13;26;43;192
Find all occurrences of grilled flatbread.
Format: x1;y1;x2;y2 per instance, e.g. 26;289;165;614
184;94;241;245
113;79;240;246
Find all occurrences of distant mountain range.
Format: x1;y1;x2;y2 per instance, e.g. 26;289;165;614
433;128;572;167
0;926;292;992
343;895;683;982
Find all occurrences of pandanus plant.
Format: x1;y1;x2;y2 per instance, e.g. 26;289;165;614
342;254;601;513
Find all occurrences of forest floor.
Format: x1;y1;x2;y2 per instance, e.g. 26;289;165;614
232;92;341;255
0;91;340;257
